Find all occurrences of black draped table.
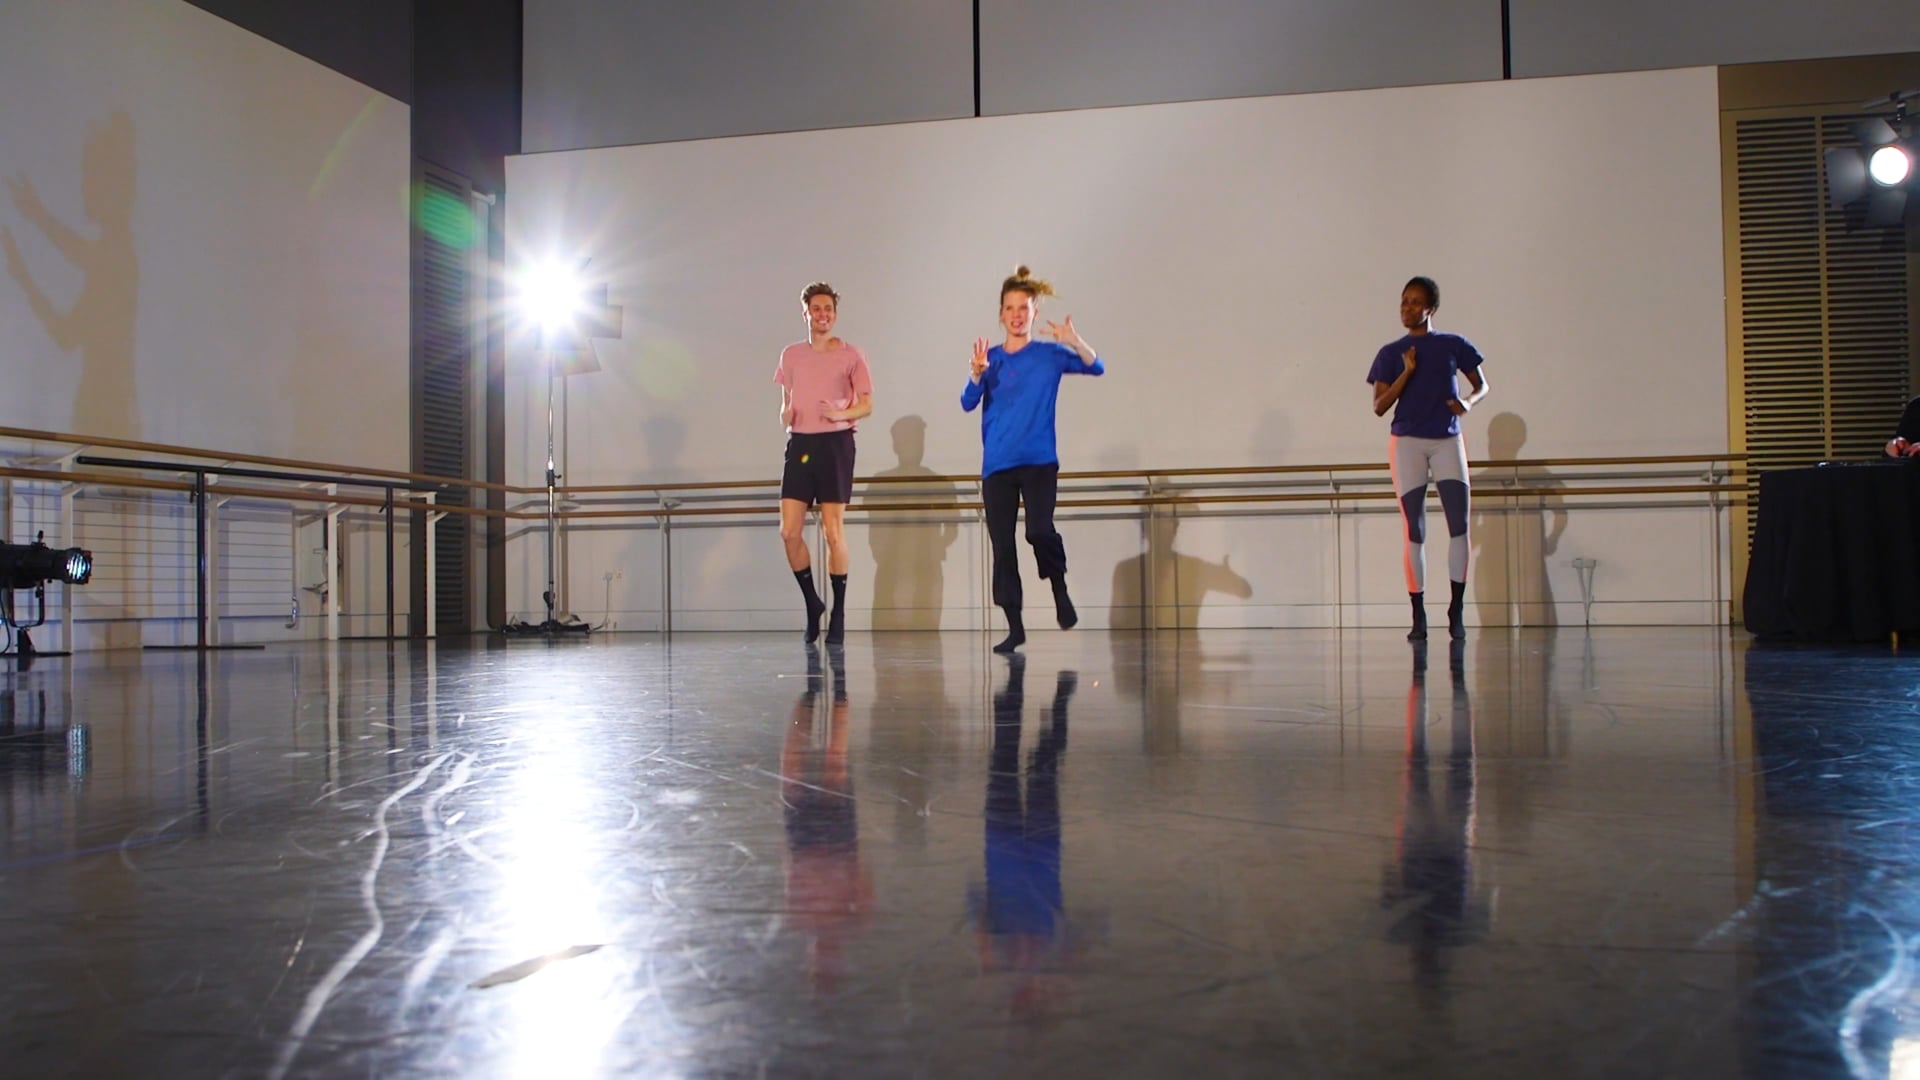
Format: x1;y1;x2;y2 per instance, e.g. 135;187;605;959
1743;463;1920;641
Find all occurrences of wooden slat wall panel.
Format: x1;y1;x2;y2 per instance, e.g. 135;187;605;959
416;167;472;633
1736;112;1912;539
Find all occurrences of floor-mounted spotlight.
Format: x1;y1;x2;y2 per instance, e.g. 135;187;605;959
1825;90;1920;230
1;534;93;663
506;259;623;639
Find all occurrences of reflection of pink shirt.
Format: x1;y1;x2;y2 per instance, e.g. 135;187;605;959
775;341;873;434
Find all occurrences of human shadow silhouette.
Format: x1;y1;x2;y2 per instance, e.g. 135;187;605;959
3;110;139;442
4;111;141;649
1109;510;1252;631
1472;413;1567;628
781;646;873;998
866;416;961;631
1381;641;1489;1005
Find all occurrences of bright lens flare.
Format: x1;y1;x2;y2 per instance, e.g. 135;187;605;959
1869;144;1913;187
519;261;586;334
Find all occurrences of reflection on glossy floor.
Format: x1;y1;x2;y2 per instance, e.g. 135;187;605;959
2;628;1916;1076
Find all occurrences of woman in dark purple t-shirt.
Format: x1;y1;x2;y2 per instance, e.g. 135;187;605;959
1367;276;1490;641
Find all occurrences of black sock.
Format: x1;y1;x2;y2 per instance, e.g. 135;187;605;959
796;569;825;642
826;574;848;643
1448;580;1466;639
995;607;1026;653
1051;575;1078;630
1408;592;1427;641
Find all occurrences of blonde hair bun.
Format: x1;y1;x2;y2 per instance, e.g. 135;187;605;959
1001;264;1055;300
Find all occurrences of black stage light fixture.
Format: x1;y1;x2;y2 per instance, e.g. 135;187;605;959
0;534;92;663
0;536;92;590
1825;90;1920;230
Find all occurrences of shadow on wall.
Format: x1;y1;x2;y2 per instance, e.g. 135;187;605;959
867;416;962;631
2;109;139;441
1109;512;1251;631
1471;413;1566;628
2;110;142;649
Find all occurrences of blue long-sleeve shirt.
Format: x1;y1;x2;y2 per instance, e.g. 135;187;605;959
959;340;1105;478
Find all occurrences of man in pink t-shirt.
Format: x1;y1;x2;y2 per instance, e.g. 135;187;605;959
775;282;874;645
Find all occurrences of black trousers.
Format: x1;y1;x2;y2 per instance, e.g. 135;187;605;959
983;464;1066;613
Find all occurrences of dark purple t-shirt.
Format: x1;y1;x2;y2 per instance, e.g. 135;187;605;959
1366;333;1486;439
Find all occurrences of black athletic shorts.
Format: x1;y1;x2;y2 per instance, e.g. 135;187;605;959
781;430;855;506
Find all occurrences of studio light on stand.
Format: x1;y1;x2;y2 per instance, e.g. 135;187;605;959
504;259;622;639
1;534;93;667
1824;89;1920;231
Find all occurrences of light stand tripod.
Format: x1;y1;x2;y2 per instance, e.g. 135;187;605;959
540;349;588;635
502;274;619;640
2;585;67;670
505;349;592;638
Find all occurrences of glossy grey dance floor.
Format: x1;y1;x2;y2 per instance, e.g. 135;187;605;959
3;628;1917;1077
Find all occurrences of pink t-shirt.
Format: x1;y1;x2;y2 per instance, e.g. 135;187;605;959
774;341;873;434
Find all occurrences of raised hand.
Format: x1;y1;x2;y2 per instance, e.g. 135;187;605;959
970;337;990;381
1043;315;1081;347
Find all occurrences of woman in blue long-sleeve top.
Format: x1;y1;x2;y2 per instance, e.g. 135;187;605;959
961;265;1106;653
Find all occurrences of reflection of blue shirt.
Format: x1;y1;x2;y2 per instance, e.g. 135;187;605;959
1366;333;1485;439
984;823;1063;937
960;341;1104;478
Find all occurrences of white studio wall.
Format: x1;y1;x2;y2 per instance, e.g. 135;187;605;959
0;0;414;648
503;65;1729;634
